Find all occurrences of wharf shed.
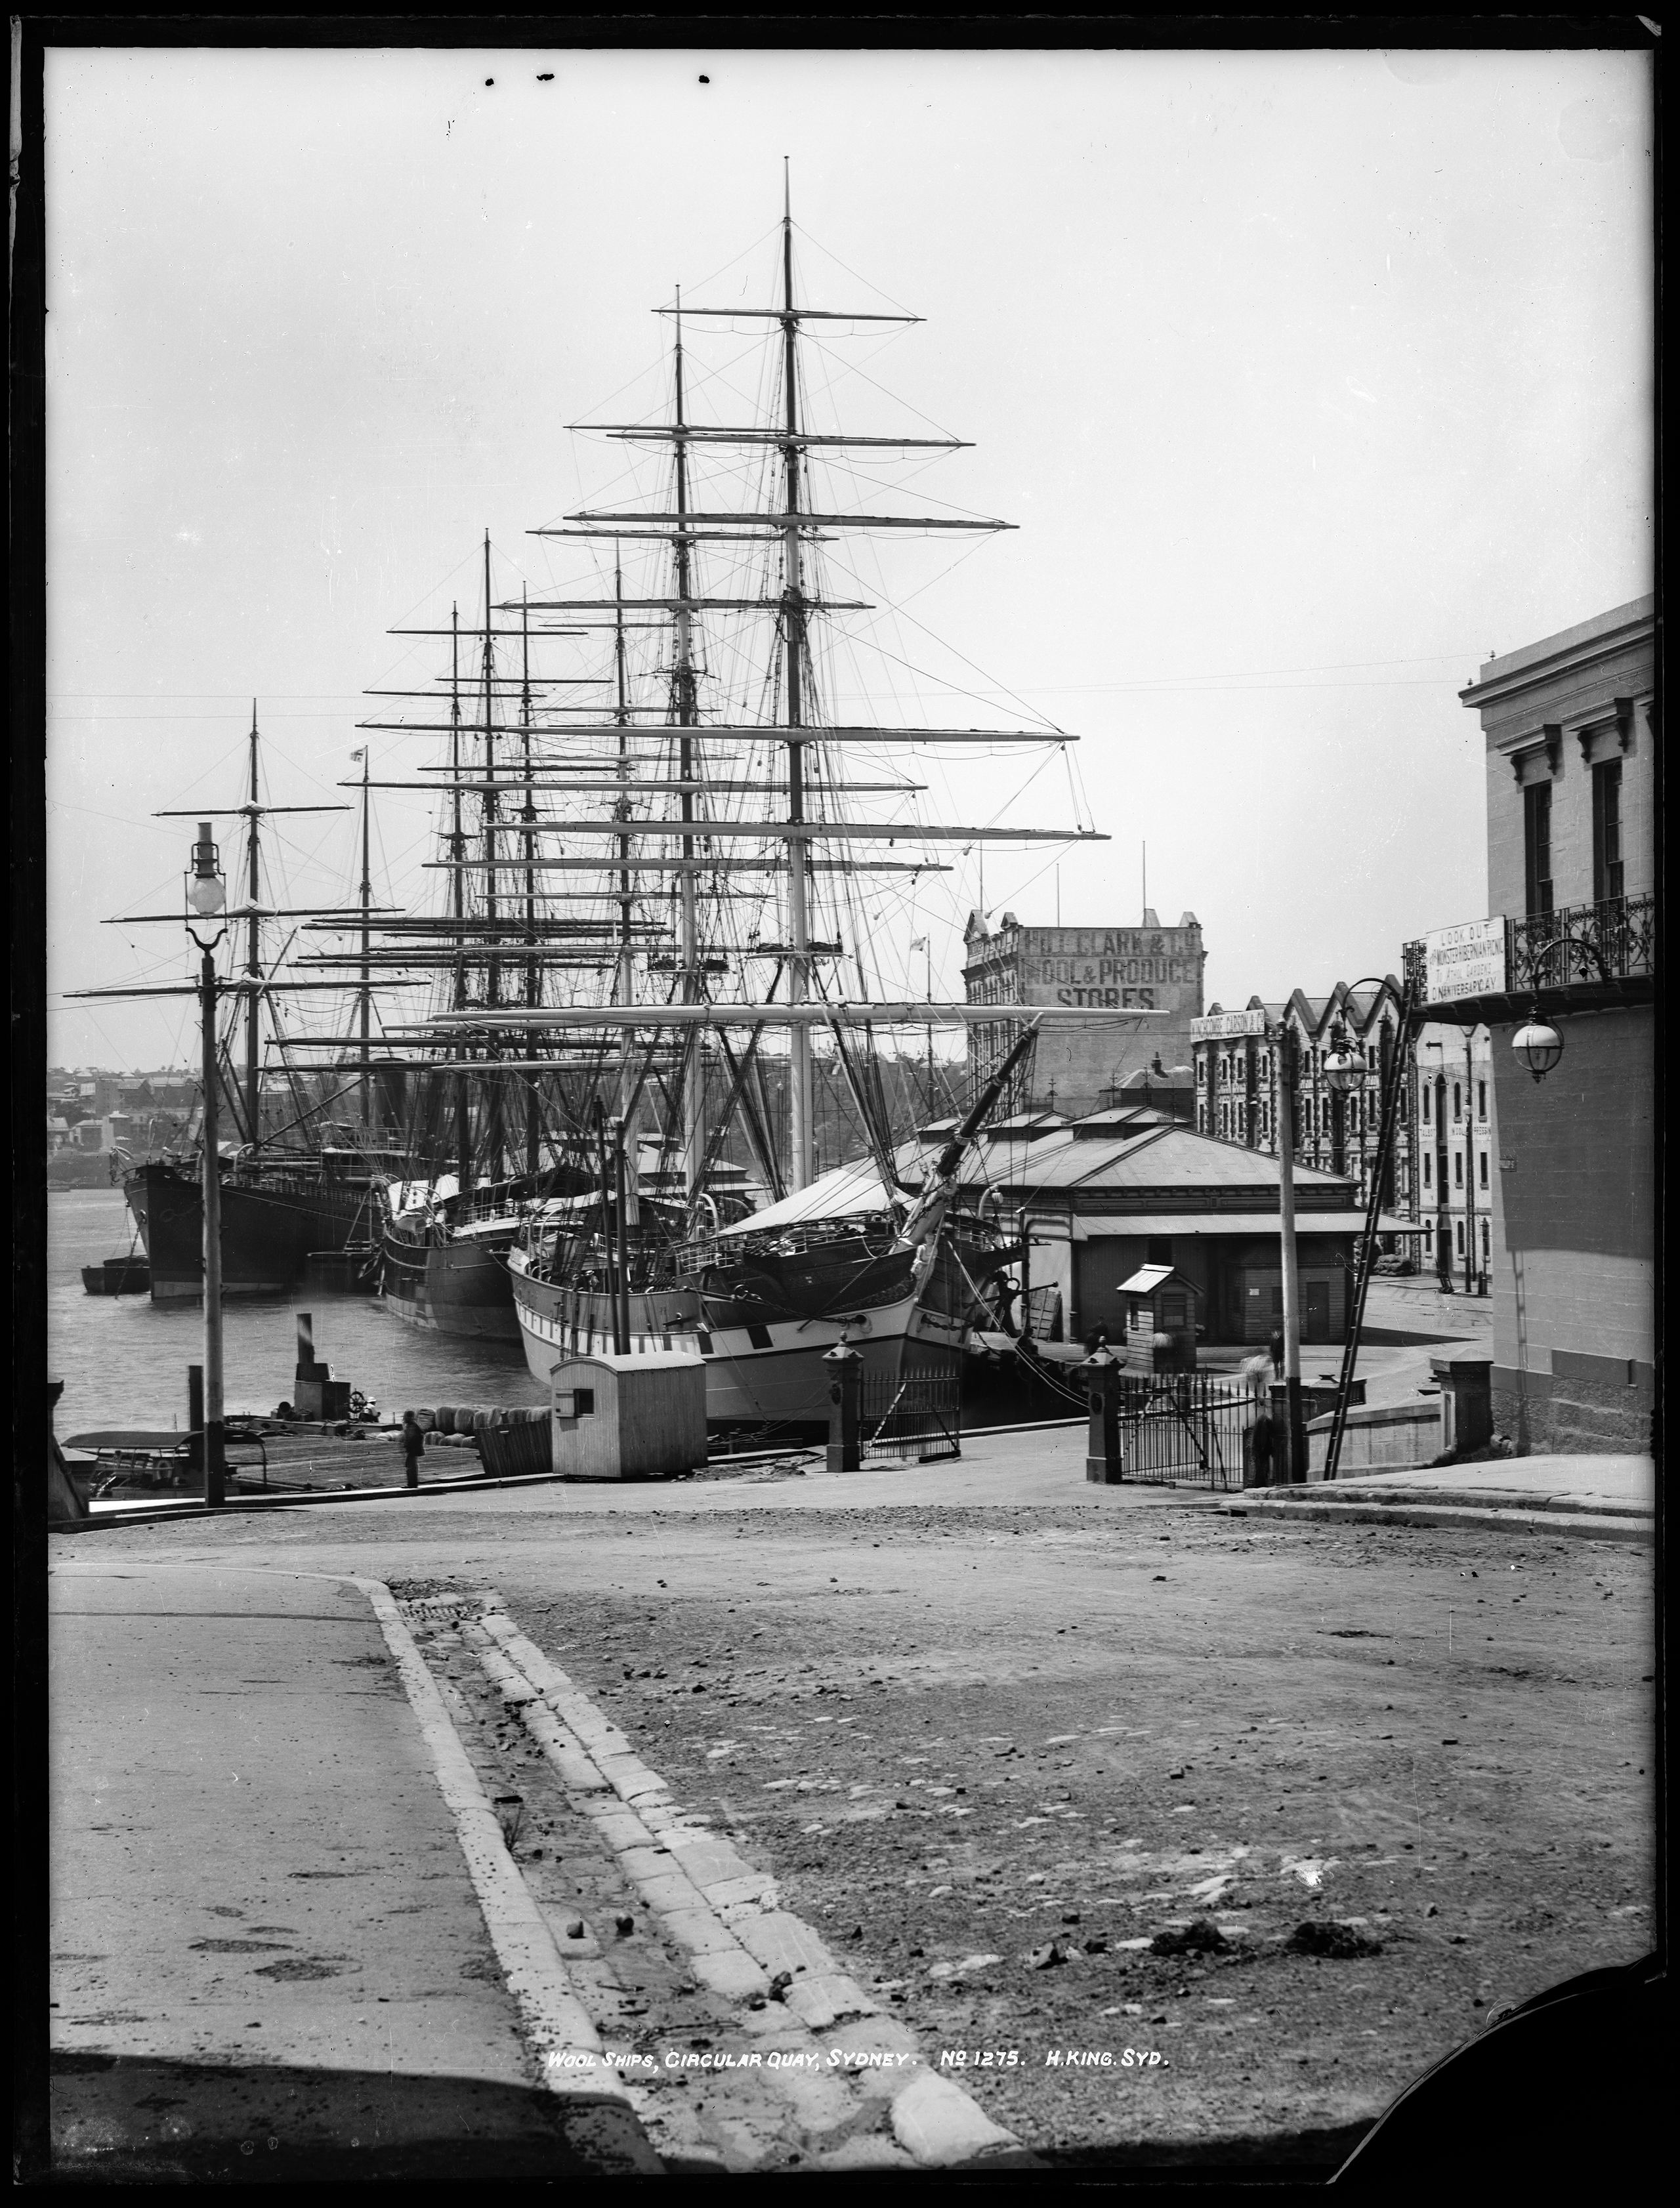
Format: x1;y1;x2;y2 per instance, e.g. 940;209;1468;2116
940;1105;1412;1348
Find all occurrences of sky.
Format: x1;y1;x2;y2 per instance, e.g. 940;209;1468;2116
44;42;1652;1072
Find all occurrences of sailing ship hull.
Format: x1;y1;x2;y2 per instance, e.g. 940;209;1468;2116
381;1216;522;1342
507;1245;965;1427
507;1257;701;1379
124;1160;381;1301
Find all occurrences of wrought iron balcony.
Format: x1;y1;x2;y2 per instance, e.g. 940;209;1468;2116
1511;893;1653;991
1404;893;1652;1014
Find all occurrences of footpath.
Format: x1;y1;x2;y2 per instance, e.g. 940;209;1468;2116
48;1560;659;2181
48;1557;1029;2179
1227;1454;1654;1545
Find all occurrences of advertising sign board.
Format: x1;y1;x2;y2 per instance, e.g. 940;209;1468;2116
1190;1007;1269;1040
1425;917;1507;1005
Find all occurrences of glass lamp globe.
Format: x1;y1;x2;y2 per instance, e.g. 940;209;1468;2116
1322;1045;1361;1094
1512;1012;1564;1083
186;871;226;917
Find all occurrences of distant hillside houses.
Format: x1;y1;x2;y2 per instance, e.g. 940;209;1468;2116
47;1068;198;1154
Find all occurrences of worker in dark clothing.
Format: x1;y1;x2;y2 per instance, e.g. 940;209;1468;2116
401;1411;425;1489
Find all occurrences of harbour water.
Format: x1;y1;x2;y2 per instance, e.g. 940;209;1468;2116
48;1189;547;1441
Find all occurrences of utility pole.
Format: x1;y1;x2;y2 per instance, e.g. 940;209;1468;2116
1276;1028;1305;1483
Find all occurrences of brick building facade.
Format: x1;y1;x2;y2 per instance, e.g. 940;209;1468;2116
1408;595;1654;1454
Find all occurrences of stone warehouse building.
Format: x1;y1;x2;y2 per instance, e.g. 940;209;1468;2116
1408;595;1654;1454
1191;987;1493;1283
1192;982;1411;1211
963;908;1204;1118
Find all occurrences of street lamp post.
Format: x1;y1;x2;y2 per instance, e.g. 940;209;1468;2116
186;823;229;1507
1322;978;1417;1482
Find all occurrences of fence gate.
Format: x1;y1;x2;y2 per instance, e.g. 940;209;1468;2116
1115;1375;1251;1490
862;1371;961;1464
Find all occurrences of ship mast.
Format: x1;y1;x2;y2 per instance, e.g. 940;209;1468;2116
243;703;263;1146
450;603;471;1194
613;556;635;1119
480;533;505;1180
779;166;815;1192
520;585;541;1177
356;741;372;1131
671;290;707;1202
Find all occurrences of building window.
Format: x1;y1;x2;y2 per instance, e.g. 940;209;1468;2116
1593;758;1624;904
1477;1079;1487;1119
1423;1154;1432;1188
1454;1150;1463;1187
1422;1084;1431;1123
1147;1238;1173;1266
1259;1052;1270;1079
1523;778;1554;918
1196;1058;1206;1085
1424;1222;1434;1255
1479;1151;1488;1188
1456;1220;1465;1255
1452;1083;1461;1121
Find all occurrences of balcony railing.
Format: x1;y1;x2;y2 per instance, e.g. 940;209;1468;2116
1511;893;1653;991
1404;892;1652;1007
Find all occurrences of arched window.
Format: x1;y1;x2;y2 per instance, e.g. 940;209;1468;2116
1424;1222;1434;1254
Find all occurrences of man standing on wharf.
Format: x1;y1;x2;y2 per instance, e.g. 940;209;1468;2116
401;1411;425;1489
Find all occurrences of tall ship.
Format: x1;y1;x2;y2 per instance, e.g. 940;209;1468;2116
73;715;408;1299
373;184;1141;1428
295;539;673;1339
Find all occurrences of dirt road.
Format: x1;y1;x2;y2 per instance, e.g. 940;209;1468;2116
71;1462;1653;2169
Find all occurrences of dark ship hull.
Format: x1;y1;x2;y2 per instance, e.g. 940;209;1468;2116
380;1213;523;1341
124;1158;385;1301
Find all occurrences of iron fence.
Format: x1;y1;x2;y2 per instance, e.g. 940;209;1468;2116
862;1372;962;1463
1114;1373;1253;1490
